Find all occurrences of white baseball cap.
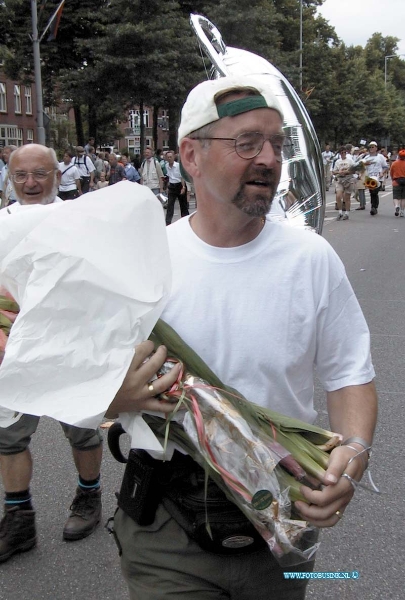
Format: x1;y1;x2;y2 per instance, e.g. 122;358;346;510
369;141;378;147
178;75;284;143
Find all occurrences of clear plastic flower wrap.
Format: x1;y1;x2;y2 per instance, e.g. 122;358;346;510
177;372;320;564
143;320;347;566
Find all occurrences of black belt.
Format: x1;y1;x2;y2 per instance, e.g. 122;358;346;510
108;423;267;555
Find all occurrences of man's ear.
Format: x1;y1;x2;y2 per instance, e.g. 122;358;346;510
179;138;202;181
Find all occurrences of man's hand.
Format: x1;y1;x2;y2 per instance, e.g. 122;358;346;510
294;444;366;528
105;341;182;418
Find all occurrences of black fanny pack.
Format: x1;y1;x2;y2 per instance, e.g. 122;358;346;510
108;423;266;556
395;177;405;186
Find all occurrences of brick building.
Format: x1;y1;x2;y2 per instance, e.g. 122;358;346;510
0;70;38;147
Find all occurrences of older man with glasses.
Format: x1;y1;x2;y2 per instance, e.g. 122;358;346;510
111;75;377;600
0;144;103;564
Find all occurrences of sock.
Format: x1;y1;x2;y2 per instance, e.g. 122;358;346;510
339;210;343;215
5;489;33;511
78;474;100;492
345;211;349;215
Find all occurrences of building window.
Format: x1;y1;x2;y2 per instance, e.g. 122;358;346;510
25;86;32;114
0;83;7;112
17;128;23;145
27;129;34;142
0;126;24;146
14;85;21;114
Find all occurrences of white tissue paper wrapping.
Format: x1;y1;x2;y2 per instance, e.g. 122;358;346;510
0;181;172;450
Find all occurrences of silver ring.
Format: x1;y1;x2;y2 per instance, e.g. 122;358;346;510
335;510;343;519
148;382;154;393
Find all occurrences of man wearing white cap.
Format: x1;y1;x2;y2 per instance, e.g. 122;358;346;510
363;141;388;215
111;75;377;599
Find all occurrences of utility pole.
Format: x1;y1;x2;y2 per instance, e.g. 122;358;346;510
31;0;46;145
384;54;405;89
299;0;303;91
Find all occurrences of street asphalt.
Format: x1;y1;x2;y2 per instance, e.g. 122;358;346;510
0;181;404;599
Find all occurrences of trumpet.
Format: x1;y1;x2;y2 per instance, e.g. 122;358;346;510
364;176;380;189
189;14;325;234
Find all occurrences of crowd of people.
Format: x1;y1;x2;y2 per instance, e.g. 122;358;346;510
322;141;405;219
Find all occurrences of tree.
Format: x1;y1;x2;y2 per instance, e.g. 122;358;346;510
88;0;204;150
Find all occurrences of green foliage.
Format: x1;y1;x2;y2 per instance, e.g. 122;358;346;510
1;0;405;149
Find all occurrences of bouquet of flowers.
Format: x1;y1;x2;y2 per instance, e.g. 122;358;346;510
144;319;342;565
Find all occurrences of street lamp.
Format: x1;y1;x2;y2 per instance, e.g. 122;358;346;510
385;54;405;89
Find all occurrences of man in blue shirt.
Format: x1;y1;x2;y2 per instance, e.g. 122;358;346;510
121;155;140;183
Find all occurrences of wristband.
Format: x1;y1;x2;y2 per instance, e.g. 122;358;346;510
342;436;371;458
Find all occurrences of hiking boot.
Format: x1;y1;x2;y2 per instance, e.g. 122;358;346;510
336;214;343;221
0;507;36;563
395;207;400;217
342;214;349;220
63;487;101;541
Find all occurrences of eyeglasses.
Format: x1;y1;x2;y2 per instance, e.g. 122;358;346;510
192;132;292;160
10;169;57;184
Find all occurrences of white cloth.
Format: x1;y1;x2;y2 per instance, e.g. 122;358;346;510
161;216;375;425
58;161;81;192
0;181;171;430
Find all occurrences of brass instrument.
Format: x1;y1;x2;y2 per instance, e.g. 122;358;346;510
189;14;325;234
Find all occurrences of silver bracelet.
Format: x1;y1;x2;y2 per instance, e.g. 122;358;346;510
345;445;369;467
342;437;371;458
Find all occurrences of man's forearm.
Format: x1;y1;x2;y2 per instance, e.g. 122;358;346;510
327;381;378;444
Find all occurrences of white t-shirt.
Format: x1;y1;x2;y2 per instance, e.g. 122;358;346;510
364;154;388;181
1;196;63;215
322;151;333;166
161;217;375;424
73;155;95;177
58;161;81;192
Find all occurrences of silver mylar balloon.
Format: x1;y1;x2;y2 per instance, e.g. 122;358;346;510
190;15;325;234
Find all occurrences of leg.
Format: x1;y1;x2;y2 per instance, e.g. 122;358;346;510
0;415;39;562
393;185;401;215
400;186;405;215
179;190;190;218
355;189;366;209
166;188;177;225
80;177;90;194
114;505;314;600
60;424;103;540
343;190;351;213
369;188;379;214
71;445;102;480
335;184;344;219
0;449;32;492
